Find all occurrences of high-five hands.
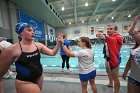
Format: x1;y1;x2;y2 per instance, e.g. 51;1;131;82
96;32;106;39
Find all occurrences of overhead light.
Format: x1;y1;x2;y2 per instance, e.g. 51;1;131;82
111;16;114;19
112;0;116;2
82;21;84;23
61;1;65;11
128;14;131;17
69;22;71;25
85;2;88;6
61;6;65;11
96;18;99;21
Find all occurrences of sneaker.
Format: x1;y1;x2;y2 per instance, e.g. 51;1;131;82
61;69;64;72
67;70;71;73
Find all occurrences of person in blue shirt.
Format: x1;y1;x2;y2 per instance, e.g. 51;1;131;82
60;34;71;72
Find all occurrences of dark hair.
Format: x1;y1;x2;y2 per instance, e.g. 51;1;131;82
132;42;139;49
63;34;67;39
79;37;91;49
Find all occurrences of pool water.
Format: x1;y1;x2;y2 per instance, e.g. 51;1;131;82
41;44;133;72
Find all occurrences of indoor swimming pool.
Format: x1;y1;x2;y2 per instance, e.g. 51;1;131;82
41;44;134;72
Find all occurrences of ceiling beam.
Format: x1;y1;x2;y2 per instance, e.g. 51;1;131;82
116;7;140;21
74;0;77;24
88;0;102;24
103;0;129;20
48;0;60;3
71;0;77;24
56;2;96;12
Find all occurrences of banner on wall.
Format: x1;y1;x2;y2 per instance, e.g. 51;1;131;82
122;24;131;33
97;26;104;33
47;25;55;37
72;27;82;36
17;9;45;40
90;27;95;35
47;25;56;42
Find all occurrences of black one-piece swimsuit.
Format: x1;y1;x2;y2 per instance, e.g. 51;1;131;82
15;42;43;83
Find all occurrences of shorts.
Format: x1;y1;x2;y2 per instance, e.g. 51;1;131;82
105;55;121;63
79;70;96;82
118;55;121;64
128;76;140;86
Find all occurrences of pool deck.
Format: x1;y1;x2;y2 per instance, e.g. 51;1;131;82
3;70;127;93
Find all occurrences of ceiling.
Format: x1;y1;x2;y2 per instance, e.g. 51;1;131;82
9;0;140;28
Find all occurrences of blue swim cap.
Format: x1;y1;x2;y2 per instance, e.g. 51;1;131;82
15;23;29;34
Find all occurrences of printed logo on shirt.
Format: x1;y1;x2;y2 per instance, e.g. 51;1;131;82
131;50;140;64
27;53;38;58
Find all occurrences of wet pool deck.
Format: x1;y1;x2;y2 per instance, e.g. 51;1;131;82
3;70;127;93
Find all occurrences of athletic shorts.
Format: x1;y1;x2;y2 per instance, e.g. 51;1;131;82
128;76;140;86
79;70;96;82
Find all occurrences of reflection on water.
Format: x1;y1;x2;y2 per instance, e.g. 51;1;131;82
41;44;134;71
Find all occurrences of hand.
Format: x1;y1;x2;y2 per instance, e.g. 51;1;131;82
134;16;139;22
128;15;139;34
96;32;105;39
122;72;127;80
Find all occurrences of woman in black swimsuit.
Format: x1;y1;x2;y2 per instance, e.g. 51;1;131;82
0;23;62;93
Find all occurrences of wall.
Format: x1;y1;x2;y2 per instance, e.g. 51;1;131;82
0;1;13;39
0;8;2;27
0;0;140;42
0;1;51;43
1;1;50;43
9;1;19;42
56;20;140;40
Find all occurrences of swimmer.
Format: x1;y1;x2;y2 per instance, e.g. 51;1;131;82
0;23;62;93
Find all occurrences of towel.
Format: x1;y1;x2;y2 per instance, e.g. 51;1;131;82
105;33;123;69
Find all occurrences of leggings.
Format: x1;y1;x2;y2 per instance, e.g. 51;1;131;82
61;55;70;69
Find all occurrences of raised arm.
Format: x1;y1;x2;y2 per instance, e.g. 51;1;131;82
68;46;71;51
59;36;75;57
128;16;139;34
40;34;62;56
62;43;75;57
128;16;140;44
97;32;106;40
122;57;131;80
39;42;60;56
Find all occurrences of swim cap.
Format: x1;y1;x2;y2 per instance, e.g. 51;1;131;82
15;23;29;34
